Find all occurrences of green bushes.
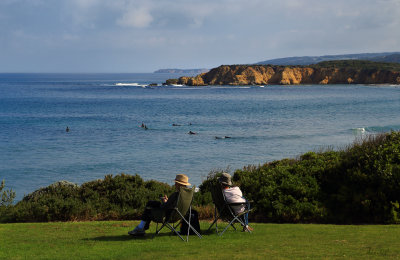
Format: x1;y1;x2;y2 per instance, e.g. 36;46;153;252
194;131;400;224
0;180;16;222
2;131;400;224
232;157;327;223
4;174;174;222
226;132;400;223
321;132;400;223
312;60;400;71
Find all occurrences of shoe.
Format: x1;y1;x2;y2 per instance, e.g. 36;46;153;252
243;225;253;232
128;227;145;236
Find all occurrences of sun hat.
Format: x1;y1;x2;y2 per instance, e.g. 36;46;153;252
218;172;232;186
175;174;191;186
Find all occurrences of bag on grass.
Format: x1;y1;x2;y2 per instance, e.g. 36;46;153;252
180;209;201;235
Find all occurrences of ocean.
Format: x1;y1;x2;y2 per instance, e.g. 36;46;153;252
1;73;400;201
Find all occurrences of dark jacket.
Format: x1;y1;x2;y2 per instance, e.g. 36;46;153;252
162;191;179;210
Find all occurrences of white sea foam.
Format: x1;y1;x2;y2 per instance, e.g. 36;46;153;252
115;83;147;87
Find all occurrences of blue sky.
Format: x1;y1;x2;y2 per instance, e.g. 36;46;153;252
1;0;399;72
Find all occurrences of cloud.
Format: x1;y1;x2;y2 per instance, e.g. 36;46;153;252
116;7;153;28
1;0;400;72
72;0;99;9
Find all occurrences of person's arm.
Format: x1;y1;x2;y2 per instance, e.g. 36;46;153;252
160;195;168;203
162;192;179;209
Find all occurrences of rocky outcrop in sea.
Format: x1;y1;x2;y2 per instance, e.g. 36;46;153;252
166;64;400;86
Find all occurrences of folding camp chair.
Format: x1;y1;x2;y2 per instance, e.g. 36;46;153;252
152;186;202;241
207;184;252;236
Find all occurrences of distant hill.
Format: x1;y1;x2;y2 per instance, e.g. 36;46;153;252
256;52;400;65
368;54;400;63
154;68;209;74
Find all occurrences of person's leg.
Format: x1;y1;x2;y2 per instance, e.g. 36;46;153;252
244;200;250;225
129;201;161;235
141;201;162;229
243;200;253;232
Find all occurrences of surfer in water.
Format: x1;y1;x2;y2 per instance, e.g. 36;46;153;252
215;136;231;139
141;122;148;130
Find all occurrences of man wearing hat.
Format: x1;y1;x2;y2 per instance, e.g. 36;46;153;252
219;172;253;232
128;174;191;236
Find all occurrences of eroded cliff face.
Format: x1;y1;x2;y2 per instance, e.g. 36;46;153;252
175;65;400;86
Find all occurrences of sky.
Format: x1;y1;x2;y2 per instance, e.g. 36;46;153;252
0;0;400;73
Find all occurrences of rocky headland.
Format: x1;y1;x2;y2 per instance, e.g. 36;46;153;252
165;60;400;86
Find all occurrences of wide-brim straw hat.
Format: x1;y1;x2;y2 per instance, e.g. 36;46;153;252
218;172;232;186
175;174;190;186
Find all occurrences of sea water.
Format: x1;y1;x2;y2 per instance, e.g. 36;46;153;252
1;73;400;200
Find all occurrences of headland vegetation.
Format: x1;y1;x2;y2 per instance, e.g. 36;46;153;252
165;60;400;86
1;131;400;224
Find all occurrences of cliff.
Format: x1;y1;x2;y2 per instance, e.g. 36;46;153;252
171;61;400;86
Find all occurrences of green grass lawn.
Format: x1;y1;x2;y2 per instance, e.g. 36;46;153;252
1;221;400;259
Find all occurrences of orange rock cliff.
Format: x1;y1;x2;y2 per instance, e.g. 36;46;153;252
167;65;400;86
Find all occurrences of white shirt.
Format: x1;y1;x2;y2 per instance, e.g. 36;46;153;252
222;186;246;214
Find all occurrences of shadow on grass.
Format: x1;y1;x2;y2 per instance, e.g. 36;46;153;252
86;231;213;242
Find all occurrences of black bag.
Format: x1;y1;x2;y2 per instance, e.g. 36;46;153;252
180;209;201;235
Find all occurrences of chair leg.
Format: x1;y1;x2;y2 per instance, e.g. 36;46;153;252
207;207;219;233
153;222;166;239
231;223;236;230
177;208;202;240
188;224;203;239
165;222;185;241
207;217;218;232
219;216;246;236
187;207;191;242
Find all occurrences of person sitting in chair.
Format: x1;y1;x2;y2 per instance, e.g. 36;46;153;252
218;172;253;232
128;174;191;236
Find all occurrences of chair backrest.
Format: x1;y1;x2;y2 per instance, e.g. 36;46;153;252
210;184;232;219
168;186;194;223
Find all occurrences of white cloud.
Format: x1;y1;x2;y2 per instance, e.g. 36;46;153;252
2;0;400;72
116;7;153;28
71;0;100;9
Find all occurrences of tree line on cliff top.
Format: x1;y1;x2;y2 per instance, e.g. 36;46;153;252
1;131;400;224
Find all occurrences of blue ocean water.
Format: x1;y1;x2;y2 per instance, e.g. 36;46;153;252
1;73;400;200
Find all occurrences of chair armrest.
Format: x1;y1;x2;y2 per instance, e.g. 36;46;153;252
226;202;247;206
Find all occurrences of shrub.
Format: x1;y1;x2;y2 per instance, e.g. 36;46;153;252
321;132;400;223
234;158;326;223
3;131;400;224
7;174;174;222
0;180;16;222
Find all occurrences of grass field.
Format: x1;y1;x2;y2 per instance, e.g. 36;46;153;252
1;221;400;259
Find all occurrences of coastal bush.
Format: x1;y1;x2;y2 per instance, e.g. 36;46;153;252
312;60;400;71
320;132;400;223
0;180;16;222
192;132;400;223
6;174;174;222
232;132;400;223
2;131;400;224
233;158;327;223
